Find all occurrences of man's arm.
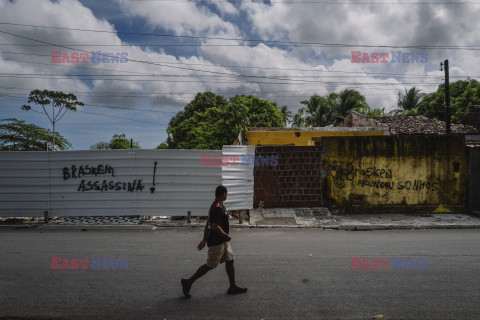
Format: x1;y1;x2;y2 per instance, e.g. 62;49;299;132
203;220;209;241
211;223;231;241
197;221;209;250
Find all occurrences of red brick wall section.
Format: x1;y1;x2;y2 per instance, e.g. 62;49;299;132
254;146;325;208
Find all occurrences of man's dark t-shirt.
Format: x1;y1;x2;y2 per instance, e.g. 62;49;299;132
207;200;229;247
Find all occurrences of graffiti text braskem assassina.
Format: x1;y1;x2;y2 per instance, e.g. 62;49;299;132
63;164;145;192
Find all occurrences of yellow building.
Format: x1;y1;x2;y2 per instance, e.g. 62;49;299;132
245;127;388;146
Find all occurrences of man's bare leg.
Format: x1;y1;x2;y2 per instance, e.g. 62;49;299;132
225;260;247;294
188;264;213;284
226;260;236;288
181;264;213;297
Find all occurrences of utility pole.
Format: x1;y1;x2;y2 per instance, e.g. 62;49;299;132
441;59;451;134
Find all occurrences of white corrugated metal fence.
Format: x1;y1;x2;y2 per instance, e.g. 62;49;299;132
0;146;253;217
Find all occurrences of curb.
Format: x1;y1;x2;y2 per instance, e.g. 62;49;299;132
36;224;155;231
2;223;480;231
0;224;38;229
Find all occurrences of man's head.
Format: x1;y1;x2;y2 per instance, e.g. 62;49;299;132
215;185;228;202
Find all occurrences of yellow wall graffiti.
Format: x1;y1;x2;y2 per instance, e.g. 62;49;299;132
319;136;468;212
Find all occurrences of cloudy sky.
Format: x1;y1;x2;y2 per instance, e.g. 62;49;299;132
1;0;479;149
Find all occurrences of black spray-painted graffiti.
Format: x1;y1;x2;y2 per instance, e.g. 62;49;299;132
62;164;144;192
63;164;115;179
149;161;157;193
357;180;395;190
327;164;393;188
327;163;439;191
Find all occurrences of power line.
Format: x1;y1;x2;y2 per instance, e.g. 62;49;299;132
2;54;473;95
1;22;480;50
125;0;480;5
8;29;444;85
76;109;168;125
2;71;431;82
0;93;178;115
1;54;455;79
0;94;170;125
3;43;480;50
0;85;416;99
0;74;446;87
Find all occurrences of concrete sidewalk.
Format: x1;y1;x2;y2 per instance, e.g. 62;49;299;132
2;209;480;230
249;207;480;230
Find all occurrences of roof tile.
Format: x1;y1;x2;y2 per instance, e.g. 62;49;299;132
371;116;479;135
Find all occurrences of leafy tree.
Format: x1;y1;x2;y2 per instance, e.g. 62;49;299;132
279;106;293;126
163;92;284;149
90;133;141;150
166;92;228;149
0;118;72;151
89;141;111;150
21;89;84;150
155;142;169;149
416;79;480;123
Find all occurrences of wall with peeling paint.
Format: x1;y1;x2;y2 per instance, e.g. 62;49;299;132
319;135;468;213
245;128;388;146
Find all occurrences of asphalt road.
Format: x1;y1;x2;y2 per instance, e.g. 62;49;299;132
1;227;479;320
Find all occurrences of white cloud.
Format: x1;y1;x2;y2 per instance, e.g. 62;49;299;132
2;0;479;131
213;1;240;16
116;0;240;37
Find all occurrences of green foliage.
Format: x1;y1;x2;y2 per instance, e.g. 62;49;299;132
299;94;335;127
21;89;84;150
297;89;368;126
402;108;421;116
337;89;368;117
291;111;305;127
397;87;426;112
164;92;284;150
279;106;293;126
0;118;72;151
416;79;480;123
90;133;141;150
21;89;83;113
354;104;402;117
155;142;169;149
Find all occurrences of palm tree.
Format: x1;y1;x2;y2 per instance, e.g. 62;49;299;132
279;105;293;126
354;105;403;117
292;110;305;127
354;105;386;117
298;89;368;127
299;94;335;127
397;87;426;112
336;89;368;118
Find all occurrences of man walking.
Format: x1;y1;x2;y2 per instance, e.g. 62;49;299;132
181;185;247;297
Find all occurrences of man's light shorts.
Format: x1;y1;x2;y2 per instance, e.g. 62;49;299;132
206;241;235;268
